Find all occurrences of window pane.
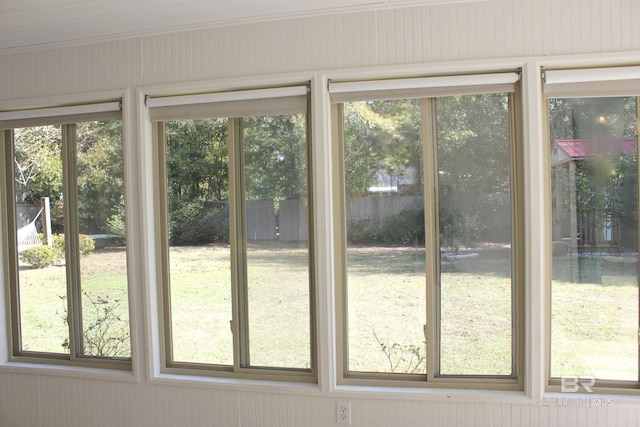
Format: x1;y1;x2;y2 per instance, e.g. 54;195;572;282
76;120;130;358
242;115;311;369
343;99;427;374
550;97;639;381
165;119;233;365
13;125;68;354
436;94;513;376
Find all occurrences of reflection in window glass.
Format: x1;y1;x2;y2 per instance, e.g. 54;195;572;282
550;97;639;381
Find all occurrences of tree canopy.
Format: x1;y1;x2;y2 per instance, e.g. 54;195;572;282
14;121;125;236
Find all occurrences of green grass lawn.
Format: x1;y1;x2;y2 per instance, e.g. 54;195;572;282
15;243;639;380
551;255;639;381
17;248;130;356
347;246;513;375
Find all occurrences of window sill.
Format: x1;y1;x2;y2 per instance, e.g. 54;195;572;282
0;359;137;383
332;384;532;404
150;371;323;395
151;370;533;404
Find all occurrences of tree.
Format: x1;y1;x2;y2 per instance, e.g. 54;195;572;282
243;114;308;202
342;94;513;247
166;118;229;204
76;120;125;235
13;125;64;230
164;115;309;245
436;93;512;196
343;99;422;197
165;118;229;245
13;121;126;236
548;97;635;141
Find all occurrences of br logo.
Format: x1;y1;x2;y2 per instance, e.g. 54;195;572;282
560;375;595;393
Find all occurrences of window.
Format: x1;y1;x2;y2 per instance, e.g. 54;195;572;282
545;67;640;390
149;86;315;381
331;73;523;388
0;102;131;367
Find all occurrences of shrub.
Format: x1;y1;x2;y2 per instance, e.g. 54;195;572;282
52;234;65;257
348;217;383;245
79;234;96;256
19;245;58;268
106;199;127;240
59;293;130;357
20;234;94;268
170;200;229;245
347;208;425;246
52;234;95;258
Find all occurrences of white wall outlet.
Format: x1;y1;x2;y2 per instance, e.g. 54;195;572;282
336;401;351;425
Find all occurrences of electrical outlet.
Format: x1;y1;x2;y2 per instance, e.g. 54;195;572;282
336;401;351;425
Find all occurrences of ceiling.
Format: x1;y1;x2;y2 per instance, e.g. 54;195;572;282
0;0;465;53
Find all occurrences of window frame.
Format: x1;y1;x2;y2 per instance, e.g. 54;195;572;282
331;73;525;390
150;86;317;382
0;103;131;370
543;66;640;393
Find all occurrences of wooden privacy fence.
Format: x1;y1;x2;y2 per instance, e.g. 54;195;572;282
245;200;277;240
244;199;308;242
258;194;510;243
279;199;308;241
347;196;422;221
256;196;424;243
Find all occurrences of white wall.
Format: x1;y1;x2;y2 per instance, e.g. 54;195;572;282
1;0;640;425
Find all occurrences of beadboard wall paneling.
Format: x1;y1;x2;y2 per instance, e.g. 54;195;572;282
374;0;640;65
2;374;640;425
0;373;40;427
237;392;331;427
1;39;143;101
140;11;379;85
0;56;9;100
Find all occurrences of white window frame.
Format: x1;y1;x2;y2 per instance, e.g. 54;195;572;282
543;66;640;393
330;72;525;390
148;84;317;382
0;100;132;370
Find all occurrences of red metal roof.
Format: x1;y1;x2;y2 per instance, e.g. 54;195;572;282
554;138;637;159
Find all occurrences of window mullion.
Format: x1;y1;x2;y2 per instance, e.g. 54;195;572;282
509;90;525;384
61;123;82;360
2;130;22;356
229;117;250;370
421;98;439;381
305;93;317;378
637;96;640;383
154;122;176;367
332;103;350;382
